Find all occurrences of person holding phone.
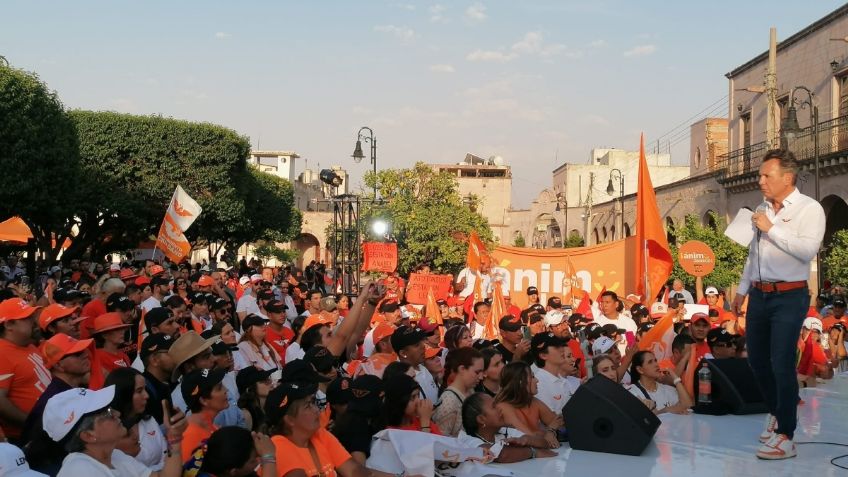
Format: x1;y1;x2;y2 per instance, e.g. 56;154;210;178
493;315;530;364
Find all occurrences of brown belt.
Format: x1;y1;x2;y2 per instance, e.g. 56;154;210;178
752;280;807;293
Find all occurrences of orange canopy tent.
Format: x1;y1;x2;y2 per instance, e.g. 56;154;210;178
0;217;33;244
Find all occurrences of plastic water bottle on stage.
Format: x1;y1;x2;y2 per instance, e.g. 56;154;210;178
698;362;712;404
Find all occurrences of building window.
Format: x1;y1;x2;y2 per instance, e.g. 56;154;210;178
777;96;789;127
695;147;701;169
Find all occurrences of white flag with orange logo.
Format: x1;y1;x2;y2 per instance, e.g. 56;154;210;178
167;185;202;231
155;185;202;263
637;310;677;368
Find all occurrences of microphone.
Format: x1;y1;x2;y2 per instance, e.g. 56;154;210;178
754;203;768;241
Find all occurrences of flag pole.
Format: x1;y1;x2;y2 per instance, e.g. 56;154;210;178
643;238;650;301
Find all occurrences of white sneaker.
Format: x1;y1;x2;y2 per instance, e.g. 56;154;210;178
756;433;797;460
758;414;776;443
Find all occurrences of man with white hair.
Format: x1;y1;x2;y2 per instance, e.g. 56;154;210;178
79;278;125;339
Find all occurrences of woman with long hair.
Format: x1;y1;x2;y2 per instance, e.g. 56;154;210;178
444;325;473;351
104;367;167;470
591;354;618;382
236;314;281;371
459;392;556;463
182;426;277;477
236;366;276;432
494;362;560;449
432;348;484;437
382;374;442;434
627;350;692;414
475;347;504;397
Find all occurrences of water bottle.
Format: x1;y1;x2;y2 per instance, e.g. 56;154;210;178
698;362;712;404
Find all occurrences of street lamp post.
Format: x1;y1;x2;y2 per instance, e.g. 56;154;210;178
781;86;821;290
352;127;377;199
606;169;624;240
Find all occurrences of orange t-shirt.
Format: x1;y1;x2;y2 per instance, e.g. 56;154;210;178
0;340;52;438
89;348;131;390
265;326;295;365
79;299;107;339
182;417;217;458
272;428;351;477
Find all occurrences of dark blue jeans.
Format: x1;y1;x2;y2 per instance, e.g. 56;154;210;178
746;287;808;439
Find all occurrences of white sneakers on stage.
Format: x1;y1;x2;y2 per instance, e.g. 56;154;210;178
756;433;797;460
759;414;777;443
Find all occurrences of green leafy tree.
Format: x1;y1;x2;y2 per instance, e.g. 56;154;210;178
0;65;81;263
824;229;848;286
668;212;747;289
359;162;493;274
564;231;585;248
253;241;301;265
513;232;526;247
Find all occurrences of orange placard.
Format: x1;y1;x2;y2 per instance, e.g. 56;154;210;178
362;242;398;273
405;273;453;305
678;240;716;277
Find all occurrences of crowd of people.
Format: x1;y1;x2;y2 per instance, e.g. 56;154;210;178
0;255;844;476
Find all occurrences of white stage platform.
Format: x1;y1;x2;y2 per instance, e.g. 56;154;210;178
503;375;848;477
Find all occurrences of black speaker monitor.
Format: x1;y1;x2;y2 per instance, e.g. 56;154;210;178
563;375;661;456
694;358;768;415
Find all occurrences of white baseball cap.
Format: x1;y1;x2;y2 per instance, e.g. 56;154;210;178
803;317;823;333
238;276;250;286
592;336;616;355
705;287;719;296
43;386;116;442
109;263;121;272
543;310;565;327
649;302;669;318
0;443;47;477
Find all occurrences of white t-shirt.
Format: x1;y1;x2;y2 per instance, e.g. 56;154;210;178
136;417;166;470
362;328;377;358
469;321;485;341
533;367;577;415
626;382;680;411
414;364;439;402
285;341;305;363
456;268;491;300
456;428;524;457
236;293;260;316
57;450;152;477
592;314;637;355
141;296;161;314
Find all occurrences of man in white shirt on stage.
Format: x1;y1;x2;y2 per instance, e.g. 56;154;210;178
732;149;825;460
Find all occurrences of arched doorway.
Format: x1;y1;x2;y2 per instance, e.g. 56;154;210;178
703;210;717;229
533;213;561;248
294;233;320;269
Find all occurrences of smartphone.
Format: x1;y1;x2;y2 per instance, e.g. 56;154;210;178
625;331;636;347
522;326;532;341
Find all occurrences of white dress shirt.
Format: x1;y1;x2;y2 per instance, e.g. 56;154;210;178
456;267;491;300
533;366;578;415
738;188;825;296
414;364;440;402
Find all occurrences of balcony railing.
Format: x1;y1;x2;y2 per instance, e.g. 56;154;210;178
716;114;848;182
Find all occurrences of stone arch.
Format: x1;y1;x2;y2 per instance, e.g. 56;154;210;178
593;227;600;245
624;222;632;237
294;233;320;269
703;210;717;229
532;213;561;248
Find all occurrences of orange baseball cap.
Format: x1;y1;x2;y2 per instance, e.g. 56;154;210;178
303;314;331;332
424;346;443;360
197;275;215;287
120;268;138;281
150;265;165;276
39;304;82;331
135;276;151;287
371;323;396;347
41;334;93;368
92;312;132;334
0;298;41;323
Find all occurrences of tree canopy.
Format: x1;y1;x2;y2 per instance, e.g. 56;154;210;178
668;212;747;289
360;162;493;274
824;229;848;286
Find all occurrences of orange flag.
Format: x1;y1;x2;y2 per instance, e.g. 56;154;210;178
638;311;676;360
485;280;506;340
562;255;577;306
466;230;489;271
575;289;592;319
635;133;673;302
426;286;443;326
681;342;700;400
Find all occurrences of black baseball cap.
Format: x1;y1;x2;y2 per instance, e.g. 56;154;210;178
180;368;227;409
531;331;569;354
241;314;268;331
707;328;735;345
210;337;238;356
303;345;336;374
210;298;228;311
280;358;331;384
265;300;287;313
264;381;318;426
638;322;655;334
547;297;562;309
630;304;649;317
390;325;428;351
601;324;623;336
326;376;353;406
567;313;590;328
257;289;275;301
139;333;175;361
472;338;495;350
833;296;846;307
106;293;135;312
498;314;523;332
527;286;539;296
345;375;384;417
236;366;276;394
144;307;173;329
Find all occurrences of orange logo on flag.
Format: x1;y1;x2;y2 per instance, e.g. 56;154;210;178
64;411;75;425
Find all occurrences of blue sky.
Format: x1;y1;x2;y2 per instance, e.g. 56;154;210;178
2;1;844;207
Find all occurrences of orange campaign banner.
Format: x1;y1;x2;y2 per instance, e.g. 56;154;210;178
405;273;453;305
361;242;398;272
490;238;637;309
156;213;191;263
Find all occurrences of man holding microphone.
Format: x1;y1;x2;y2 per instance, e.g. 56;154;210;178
731;149;825;460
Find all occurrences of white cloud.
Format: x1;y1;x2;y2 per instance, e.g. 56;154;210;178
590;39;607;48
374;25;416;42
511;32;543;54
430;64;456;73
214;32;232;40
466;49;517;62
430;4;447;23
465;2;487;22
623;44;657;57
509;31;580;59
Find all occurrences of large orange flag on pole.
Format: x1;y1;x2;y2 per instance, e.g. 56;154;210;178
635;134;673;302
466;230;489;271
